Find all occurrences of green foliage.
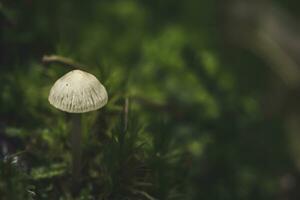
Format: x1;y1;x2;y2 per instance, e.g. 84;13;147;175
0;0;297;199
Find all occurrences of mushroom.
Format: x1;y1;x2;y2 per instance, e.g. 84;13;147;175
48;69;108;190
48;69;108;113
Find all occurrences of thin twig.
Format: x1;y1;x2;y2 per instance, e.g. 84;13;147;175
123;97;129;133
130;188;158;200
42;55;85;70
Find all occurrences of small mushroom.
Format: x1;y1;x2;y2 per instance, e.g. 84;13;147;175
48;69;108;192
48;69;108;113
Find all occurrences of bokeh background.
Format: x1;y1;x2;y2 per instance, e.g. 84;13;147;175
1;0;300;199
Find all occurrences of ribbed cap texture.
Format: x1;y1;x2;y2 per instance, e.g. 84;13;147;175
48;70;108;113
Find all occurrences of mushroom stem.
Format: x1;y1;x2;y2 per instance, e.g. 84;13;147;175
71;114;82;192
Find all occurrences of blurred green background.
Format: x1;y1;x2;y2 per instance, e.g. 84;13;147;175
1;0;300;199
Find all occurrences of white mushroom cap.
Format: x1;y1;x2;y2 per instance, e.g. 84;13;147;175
48;69;108;113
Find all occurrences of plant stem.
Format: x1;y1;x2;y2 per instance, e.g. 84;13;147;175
120;98;129;149
71;114;82;194
42;55;85;70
